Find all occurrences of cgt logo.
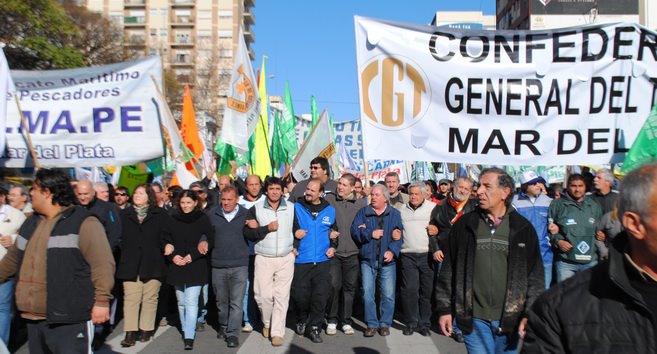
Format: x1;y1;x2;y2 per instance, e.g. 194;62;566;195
360;55;430;130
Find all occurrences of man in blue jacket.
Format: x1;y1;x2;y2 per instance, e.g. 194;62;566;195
291;178;338;343
351;184;403;337
512;170;553;288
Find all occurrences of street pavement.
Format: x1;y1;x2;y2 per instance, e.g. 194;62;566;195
14;317;467;354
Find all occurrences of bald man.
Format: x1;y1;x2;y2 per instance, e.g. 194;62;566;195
75;180;122;251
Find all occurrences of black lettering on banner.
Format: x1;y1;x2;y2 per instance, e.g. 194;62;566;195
494;35;519;63
467;78;483;114
481;129;510;155
651;78;657;107
506;79;522;116
614;128;629;153
565;79;580;115
590;77;606;114
525;33;548;64
515;130;541;155
609;76;624;114
544;79;562;115
553;30;577;63
460;36;489;63
525;79;543;116
448;128;478;153
588;128;609;154
558;130;582;154
613;26;635;60
582;28;609;62
638;29;657;61
624;76;638;113
446;78;464;113
429;32;455;62
486;79;503;114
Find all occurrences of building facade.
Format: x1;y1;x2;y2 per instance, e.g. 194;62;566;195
432;11;496;30
497;0;642;30
84;0;256;130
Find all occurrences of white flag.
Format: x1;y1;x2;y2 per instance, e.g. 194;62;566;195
0;48;15;154
220;28;261;151
338;141;359;172
291;110;335;182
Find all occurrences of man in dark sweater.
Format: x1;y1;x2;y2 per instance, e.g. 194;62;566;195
524;163;657;353
435;168;544;354
207;186;250;348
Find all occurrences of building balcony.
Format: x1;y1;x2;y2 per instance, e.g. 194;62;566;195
244;11;255;25
124;16;146;27
171;0;195;8
124;0;145;8
170;38;195;47
244;30;255;44
244;0;255;9
171;59;194;67
125;39;147;47
248;48;255;61
171;16;195;27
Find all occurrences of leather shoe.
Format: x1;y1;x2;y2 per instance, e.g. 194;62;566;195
378;327;390;336
120;331;137;347
453;332;465;343
419;327;431;337
139;330;153;342
364;327;377;337
226;336;239;348
308;326;323;343
295;322;306;336
402;326;415;336
216;326;227;339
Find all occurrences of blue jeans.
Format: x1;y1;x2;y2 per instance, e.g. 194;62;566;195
0;277;16;345
175;285;202;340
555;260;597;283
360;262;396;328
463;318;519;354
544;262;553;289
197;283;208;324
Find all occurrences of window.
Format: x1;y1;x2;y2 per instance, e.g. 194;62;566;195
218;30;232;38
218;10;232;19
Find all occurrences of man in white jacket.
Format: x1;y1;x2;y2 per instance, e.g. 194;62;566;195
0;185;27;345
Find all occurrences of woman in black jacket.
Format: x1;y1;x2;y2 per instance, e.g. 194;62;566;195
117;183;171;347
164;190;214;350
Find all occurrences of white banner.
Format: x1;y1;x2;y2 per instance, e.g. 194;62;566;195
221;28;261;151
355;18;656;165
0;48;14;155
290;111;335;181
1;56;167;167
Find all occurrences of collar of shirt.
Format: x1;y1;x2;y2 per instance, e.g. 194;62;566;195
624;252;657;283
222;207;239;222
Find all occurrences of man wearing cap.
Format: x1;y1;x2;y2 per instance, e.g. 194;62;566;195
548;174;602;282
437;179;452;201
512;170;554;288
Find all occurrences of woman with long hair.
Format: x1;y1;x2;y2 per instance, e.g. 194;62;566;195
163;190;214;350
117;183;171;347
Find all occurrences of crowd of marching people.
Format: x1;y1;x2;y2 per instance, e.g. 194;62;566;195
0;156;655;353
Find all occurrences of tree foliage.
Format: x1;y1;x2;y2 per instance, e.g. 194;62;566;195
0;0;85;69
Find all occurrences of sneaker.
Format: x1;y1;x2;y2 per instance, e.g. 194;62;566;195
271;336;284;346
242;323;254;333
295;322;306;336
342;324;355;335
326;323;337;335
159;318;168;327
196;322;205;332
262;326;270;338
308;326;323;343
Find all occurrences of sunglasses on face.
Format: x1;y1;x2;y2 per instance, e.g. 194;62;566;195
115;193;128;197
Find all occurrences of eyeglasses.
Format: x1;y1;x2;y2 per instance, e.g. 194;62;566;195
115;193;128;197
192;189;204;194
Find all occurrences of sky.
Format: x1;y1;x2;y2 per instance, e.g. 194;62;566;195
252;1;496;122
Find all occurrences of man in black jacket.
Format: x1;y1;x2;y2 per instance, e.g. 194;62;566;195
523;163;657;353
435;168;544;353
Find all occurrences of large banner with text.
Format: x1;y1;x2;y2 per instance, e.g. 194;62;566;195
355;17;657;165
1;56;166;167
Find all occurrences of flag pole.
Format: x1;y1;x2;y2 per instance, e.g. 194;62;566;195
14;95;40;169
151;76;201;179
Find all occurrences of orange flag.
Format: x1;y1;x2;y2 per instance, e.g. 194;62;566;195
180;85;204;162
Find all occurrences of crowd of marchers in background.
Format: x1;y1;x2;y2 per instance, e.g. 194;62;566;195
0;158;655;353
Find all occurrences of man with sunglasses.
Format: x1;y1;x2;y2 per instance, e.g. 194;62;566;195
289;157;337;202
114;187;131;210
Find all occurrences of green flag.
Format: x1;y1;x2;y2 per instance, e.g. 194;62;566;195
118;165;150;194
214;137;237;176
281;82;299;163
270;110;286;173
310;95;318;128
622;103;657;173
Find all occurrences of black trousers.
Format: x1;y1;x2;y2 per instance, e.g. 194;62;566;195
291;261;331;328
27;319;93;354
327;254;359;325
400;252;433;329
